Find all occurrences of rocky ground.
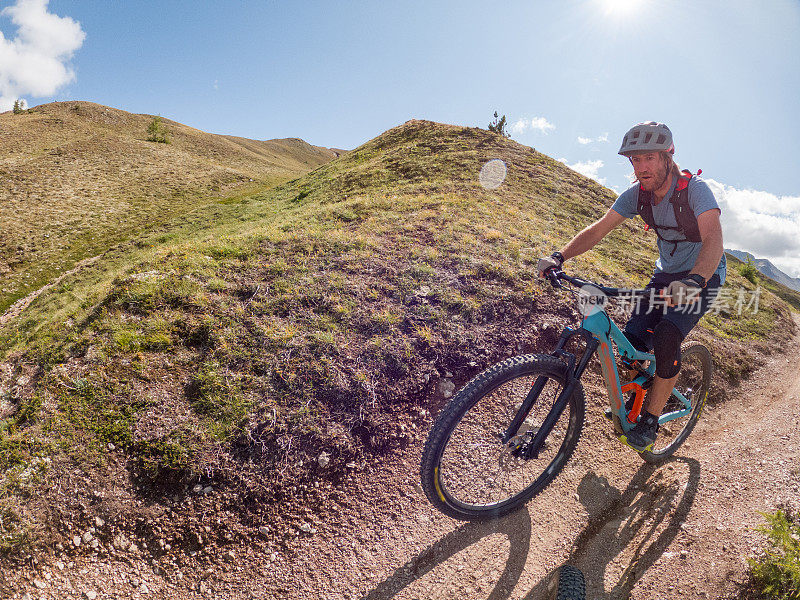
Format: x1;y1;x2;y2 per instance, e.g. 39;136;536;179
2;315;799;600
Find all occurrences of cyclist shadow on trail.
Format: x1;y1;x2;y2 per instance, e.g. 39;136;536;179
360;505;532;600
523;456;701;600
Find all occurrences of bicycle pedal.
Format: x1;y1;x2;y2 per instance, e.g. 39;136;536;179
617;435;653;453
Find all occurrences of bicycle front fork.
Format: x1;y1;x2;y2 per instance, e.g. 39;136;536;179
502;327;598;458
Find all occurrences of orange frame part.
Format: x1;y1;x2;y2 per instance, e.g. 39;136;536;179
620;382;646;424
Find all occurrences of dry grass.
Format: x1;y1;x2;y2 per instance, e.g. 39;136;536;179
0;101;337;313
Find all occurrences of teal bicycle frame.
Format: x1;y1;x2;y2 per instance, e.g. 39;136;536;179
581;308;694;432
500;271;695;458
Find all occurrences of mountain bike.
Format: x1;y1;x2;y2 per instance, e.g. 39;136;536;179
419;269;712;521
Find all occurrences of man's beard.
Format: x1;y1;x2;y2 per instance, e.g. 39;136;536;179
638;162;670;192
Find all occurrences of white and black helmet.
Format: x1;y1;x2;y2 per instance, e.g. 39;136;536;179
618;121;674;156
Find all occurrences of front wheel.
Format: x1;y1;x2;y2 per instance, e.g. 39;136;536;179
639;341;712;464
420;354;585;521
547;565;586;600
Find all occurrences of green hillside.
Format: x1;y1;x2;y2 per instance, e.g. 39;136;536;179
725;252;800;313
0;119;796;555
0;101;337;314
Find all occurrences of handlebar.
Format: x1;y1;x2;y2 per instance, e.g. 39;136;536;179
545;269;650;298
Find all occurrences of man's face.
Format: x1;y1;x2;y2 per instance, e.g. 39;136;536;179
630;152;670;192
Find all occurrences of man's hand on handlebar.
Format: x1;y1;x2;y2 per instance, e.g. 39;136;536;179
661;279;702;307
536;252;564;278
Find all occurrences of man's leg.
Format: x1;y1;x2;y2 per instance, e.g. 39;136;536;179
645;372;679;416
645;319;684;413
624;318;682;450
626;274;722;450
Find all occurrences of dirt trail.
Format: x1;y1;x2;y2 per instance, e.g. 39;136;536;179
0;255;101;328
4;316;800;600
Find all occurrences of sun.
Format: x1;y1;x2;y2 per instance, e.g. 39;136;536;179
601;0;642;14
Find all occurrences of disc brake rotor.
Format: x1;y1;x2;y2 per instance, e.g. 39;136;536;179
499;419;544;465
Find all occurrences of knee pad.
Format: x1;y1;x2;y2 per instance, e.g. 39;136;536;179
654;320;683;378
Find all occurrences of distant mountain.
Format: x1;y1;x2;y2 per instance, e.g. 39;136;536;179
725;249;800;292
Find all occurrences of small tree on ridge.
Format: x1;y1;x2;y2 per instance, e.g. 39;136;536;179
488;111;510;138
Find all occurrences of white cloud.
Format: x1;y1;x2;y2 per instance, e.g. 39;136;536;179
511;116;555;136
530;117;555;133
0;0;85;111
577;133;609;145
510;119;527;135
558;158;606;185
706;178;800;278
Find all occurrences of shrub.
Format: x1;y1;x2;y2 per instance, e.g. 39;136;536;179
146;115;170;144
488;111;510;138
748;509;800;599
739;257;759;285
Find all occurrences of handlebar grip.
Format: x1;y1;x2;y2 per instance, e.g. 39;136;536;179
547;269;562;288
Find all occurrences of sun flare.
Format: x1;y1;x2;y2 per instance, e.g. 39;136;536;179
601;0;642;14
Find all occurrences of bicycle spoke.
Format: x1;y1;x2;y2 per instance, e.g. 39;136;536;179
420;353;585;520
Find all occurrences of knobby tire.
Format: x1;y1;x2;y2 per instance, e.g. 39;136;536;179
420;354;585;521
548;565;586;600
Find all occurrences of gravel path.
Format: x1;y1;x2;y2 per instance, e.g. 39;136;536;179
0;255;100;327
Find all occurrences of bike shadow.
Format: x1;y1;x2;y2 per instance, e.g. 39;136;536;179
522;456;701;600
359;506;532;600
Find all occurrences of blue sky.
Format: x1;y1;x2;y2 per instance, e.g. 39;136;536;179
2;0;800;275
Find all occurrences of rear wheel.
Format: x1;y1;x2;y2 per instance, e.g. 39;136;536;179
420;354;585;521
640;342;712;463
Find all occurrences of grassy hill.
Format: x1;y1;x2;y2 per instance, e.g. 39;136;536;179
0;118;797;558
0;101;338;313
725;249;800;302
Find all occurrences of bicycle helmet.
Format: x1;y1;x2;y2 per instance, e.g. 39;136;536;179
618;121;674;156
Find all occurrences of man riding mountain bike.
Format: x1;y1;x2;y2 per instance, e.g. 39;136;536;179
537;121;726;452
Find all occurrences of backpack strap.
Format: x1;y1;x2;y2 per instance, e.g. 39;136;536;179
637;187;686;255
669;170;702;244
636;169;702;255
636;190;657;232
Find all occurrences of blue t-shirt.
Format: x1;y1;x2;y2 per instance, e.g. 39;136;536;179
611;175;727;285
